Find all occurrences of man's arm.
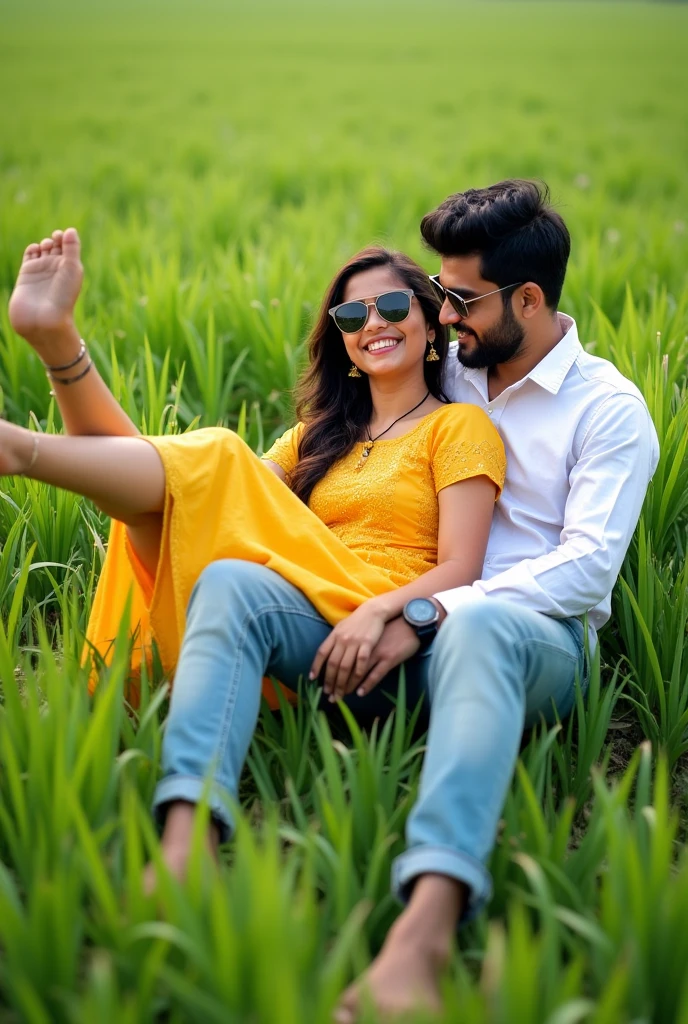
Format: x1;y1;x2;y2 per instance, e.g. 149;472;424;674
434;393;659;619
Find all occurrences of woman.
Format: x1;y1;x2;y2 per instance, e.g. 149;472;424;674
4;228;505;883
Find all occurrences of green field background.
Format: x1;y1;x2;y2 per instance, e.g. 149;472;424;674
1;2;688;1022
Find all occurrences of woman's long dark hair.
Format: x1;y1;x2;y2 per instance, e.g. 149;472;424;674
288;247;449;505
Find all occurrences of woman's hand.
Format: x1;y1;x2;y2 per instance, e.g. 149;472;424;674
355;617;422;698
8;228;84;361
309;600;390;703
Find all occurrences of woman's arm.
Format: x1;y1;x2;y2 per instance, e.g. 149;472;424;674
262;460;287;482
311;474;497;700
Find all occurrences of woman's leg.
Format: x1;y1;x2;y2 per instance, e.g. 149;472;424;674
153;560;333;875
0;419;165;575
0;419;164;521
9;228;141;440
153;558;435;879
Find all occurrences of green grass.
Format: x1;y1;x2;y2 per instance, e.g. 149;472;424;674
1;0;688;1019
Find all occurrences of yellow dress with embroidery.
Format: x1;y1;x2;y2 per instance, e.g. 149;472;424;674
85;403;505;705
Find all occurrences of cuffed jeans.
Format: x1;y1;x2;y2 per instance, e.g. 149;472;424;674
155;559;587;919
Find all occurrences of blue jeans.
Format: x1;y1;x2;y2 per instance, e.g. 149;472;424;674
154;559;587;919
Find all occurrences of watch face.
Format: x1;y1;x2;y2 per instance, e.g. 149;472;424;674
405;598;438;625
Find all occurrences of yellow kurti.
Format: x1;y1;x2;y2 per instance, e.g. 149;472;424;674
85;404;505;705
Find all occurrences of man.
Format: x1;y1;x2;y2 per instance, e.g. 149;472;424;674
334;180;658;1022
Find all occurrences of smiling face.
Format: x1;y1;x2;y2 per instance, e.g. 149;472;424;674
437;255;525;369
339;266;434;380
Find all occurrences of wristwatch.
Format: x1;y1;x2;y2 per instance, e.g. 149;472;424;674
403;598;440;650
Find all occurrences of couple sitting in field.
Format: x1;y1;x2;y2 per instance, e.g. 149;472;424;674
3;179;659;1021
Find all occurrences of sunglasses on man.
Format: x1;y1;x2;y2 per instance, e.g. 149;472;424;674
428;276;523;320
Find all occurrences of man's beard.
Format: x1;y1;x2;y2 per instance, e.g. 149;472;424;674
456;303;525;369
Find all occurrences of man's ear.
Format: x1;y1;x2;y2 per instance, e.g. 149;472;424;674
519;282;545;319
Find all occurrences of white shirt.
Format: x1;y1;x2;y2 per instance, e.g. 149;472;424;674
436;314;660;643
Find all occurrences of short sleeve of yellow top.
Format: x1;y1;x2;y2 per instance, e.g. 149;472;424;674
85;403;505;706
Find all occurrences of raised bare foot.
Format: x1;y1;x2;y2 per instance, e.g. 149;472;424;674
334;919;448;1023
8;227;84;361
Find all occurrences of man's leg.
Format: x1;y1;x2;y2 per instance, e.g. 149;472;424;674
394;599;586;911
335;599;585;1023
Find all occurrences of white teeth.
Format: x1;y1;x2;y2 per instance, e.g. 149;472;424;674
367;339;399;353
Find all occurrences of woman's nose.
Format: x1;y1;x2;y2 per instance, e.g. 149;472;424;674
365;305;388;329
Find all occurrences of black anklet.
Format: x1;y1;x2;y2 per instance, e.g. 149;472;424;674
43;340;87;373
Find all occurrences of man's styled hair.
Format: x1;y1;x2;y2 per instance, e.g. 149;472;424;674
421;180;571;310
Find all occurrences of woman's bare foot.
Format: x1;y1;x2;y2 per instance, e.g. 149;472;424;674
8;227;84;362
334;875;463;1023
142;801;221;896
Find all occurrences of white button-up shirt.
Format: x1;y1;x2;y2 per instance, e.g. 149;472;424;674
436;314;660;643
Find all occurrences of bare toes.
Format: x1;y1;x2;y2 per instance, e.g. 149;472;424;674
62;227;81;257
23;243;40;261
39;237;54;254
333;986;358;1024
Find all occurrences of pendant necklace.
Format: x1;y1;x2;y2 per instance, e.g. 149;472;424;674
355;391;430;471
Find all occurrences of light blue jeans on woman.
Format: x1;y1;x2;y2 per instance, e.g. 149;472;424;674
154;558;587;919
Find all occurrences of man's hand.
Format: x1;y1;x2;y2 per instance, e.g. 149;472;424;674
355;617;421;698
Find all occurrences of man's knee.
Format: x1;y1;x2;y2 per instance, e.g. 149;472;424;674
429;599;528;700
436;598;521;652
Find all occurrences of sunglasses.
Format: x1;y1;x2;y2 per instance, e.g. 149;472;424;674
429;276;523;320
328;289;414;334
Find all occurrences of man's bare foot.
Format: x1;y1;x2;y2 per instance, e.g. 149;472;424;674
334;917;448;1023
334;874;463;1022
8;227;84;361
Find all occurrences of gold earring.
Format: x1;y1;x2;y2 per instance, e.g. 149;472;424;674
348;363;362;378
426;339;440;362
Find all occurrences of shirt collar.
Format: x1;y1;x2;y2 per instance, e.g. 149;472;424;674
527;314;581;394
460;313;581;399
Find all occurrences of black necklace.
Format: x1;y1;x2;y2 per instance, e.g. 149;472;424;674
355;390;431;471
